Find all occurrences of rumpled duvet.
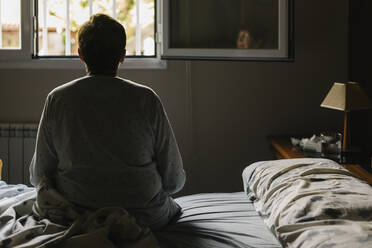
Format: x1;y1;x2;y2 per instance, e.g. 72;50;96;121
0;179;159;248
243;158;372;248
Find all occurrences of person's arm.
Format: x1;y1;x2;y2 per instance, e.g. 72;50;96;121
29;94;58;186
152;94;186;195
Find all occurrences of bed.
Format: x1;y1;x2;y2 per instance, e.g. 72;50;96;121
0;158;371;247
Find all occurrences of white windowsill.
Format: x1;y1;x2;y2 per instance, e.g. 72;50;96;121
0;57;167;70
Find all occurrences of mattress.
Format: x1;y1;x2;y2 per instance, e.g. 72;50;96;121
156;192;282;248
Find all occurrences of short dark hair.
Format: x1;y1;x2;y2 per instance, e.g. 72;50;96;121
78;14;126;76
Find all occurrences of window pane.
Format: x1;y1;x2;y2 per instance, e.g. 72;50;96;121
37;0;155;56
140;0;155;56
169;0;279;49
0;0;21;49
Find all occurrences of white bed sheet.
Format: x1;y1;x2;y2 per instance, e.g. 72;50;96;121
0;181;281;248
156;192;282;248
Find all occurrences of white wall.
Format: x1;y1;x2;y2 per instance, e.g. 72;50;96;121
0;0;349;195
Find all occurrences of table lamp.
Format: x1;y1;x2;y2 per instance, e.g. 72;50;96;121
320;82;372;152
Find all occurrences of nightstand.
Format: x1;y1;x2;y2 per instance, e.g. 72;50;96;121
268;135;372;185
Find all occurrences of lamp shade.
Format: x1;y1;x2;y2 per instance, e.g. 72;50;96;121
320;82;372;112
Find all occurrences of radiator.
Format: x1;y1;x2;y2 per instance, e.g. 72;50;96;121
0;123;38;185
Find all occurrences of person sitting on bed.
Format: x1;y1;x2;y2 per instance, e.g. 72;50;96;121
29;13;186;230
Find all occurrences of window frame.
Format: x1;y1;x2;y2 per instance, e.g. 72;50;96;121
0;0;32;61
161;0;294;61
0;0;166;69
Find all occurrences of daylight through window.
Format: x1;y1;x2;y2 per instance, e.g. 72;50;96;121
36;0;155;57
0;0;21;49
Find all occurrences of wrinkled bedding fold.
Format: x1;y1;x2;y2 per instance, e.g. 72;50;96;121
0;179;159;248
243;158;372;248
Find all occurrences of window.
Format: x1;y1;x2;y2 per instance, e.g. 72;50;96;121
162;0;293;60
35;0;156;57
0;0;21;49
0;0;30;61
0;0;293;68
0;0;164;69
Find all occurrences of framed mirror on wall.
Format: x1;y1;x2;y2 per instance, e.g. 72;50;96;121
161;0;294;61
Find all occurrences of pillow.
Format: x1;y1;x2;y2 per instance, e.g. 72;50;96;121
242;158;372;248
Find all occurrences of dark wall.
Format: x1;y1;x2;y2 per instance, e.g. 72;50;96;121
349;0;372;166
349;1;372;85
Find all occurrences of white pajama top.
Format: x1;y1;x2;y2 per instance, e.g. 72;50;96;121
29;75;186;229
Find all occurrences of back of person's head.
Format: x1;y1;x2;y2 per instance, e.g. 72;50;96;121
78;14;126;76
